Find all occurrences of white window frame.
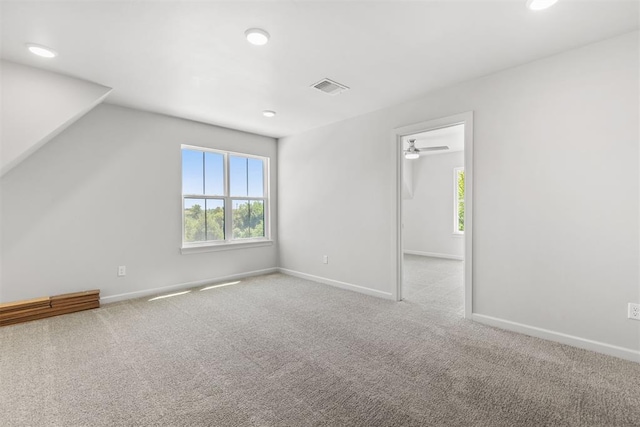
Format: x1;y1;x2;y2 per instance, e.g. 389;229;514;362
454;167;464;235
181;144;271;253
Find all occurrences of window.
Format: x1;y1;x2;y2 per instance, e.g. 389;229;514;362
454;167;465;234
182;145;269;247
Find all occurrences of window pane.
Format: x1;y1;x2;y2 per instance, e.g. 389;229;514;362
230;156;248;197
247;158;264;197
458;201;465;232
182;149;204;195
232;200;265;239
249;200;265;238
205;199;225;241
457;170;465;200
184;198;206;242
204;152;224;196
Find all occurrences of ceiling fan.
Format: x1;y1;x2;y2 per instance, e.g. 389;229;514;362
404;139;449;159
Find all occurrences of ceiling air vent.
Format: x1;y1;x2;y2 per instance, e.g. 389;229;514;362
311;78;349;96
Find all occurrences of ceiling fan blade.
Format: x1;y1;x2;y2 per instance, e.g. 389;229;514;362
418;146;449;153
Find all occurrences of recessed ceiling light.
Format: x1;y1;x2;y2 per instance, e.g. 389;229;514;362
262;110;276;118
526;0;559;11
26;43;57;58
245;28;270;46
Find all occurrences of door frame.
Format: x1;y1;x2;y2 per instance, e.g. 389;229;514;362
391;111;474;319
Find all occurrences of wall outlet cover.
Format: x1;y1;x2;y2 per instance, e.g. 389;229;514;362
628;303;640;320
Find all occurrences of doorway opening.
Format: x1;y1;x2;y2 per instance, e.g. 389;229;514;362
392;112;473;318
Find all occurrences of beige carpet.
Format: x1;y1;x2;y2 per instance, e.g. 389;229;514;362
1;263;639;426
402;254;464;315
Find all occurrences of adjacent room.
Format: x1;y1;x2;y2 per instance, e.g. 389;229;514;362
402;124;466;315
1;1;639;426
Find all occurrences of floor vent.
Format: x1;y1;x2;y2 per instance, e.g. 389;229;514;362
311;78;350;96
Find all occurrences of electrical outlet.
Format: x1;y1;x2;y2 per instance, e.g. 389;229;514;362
323;255;328;264
118;266;126;277
628;303;640;320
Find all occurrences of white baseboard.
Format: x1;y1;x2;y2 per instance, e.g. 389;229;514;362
101;267;279;304
472;313;640;363
403;250;463;261
278;268;394;300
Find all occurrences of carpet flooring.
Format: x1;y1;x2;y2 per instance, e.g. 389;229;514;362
1;259;640;426
402;254;464;316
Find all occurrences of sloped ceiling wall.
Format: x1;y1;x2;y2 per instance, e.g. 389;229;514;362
1;60;112;176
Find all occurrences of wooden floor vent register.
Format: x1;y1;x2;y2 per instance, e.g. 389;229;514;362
0;290;100;327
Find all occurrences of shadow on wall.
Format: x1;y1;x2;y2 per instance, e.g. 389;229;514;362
1;106;136;256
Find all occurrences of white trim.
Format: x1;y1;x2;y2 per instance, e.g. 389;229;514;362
392;111;474;319
181;144;267;161
453;166;465;234
181;240;273;254
394;130;403;302
101;267;278;304
472;314;640;363
278;268;394;300
463;116;474;319
403;250;463;261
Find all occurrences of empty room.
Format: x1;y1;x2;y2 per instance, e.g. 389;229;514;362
1;1;639;426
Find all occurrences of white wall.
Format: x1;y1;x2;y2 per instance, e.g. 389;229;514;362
403;151;464;259
278;32;639;358
402;158;413;199
0;104;277;302
0;61;112;175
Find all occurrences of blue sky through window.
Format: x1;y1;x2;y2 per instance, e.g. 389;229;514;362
248;158;263;197
205;152;224;195
183;149;263;197
230;156;247;196
230;156;263;197
182;150;203;195
184;198;203;210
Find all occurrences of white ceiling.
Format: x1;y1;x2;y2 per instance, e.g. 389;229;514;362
404;124;465;156
1;1;638;138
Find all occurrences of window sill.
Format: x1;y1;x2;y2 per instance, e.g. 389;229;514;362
452;232;464;237
181;240;273;254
